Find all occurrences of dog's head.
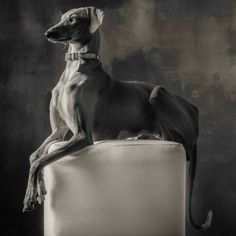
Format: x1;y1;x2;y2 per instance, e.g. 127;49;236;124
45;7;104;44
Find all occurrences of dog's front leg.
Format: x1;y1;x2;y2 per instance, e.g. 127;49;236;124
29;131;63;164
23;134;91;212
29;95;68;165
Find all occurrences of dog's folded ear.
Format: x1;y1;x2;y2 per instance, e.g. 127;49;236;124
88;7;104;33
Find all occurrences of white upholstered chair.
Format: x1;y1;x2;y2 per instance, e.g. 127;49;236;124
44;140;186;236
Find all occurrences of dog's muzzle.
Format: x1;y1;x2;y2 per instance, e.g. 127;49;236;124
65;52;99;61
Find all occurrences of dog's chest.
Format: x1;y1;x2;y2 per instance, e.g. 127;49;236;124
64;61;81;81
53;71;88;131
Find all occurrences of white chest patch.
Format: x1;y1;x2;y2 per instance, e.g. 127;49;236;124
64;61;88;87
64;61;79;81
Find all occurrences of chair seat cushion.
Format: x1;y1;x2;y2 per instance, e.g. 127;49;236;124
44;140;186;236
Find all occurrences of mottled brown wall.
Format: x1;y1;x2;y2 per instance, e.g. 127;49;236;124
1;0;236;235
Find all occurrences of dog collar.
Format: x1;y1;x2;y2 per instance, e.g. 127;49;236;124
65;52;99;61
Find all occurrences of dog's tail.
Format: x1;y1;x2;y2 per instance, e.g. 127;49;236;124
188;145;213;230
149;87;212;230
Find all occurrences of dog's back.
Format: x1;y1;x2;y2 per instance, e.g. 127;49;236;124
80;66;157;140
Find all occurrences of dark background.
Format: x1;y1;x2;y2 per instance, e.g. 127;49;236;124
1;0;236;235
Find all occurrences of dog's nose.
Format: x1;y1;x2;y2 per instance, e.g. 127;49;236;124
45;30;52;38
45;31;49;37
45;29;57;38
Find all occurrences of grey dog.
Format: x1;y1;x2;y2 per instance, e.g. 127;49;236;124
23;6;212;230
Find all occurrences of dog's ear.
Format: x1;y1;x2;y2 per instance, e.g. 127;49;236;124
88;7;104;33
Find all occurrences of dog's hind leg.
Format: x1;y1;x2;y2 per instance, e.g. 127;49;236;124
149;86;199;151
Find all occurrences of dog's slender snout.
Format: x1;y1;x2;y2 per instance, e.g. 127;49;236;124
45;29;58;39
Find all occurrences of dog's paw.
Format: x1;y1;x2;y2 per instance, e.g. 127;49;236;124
23;179;38;213
22;200;36;212
36;170;47;204
37;194;46;205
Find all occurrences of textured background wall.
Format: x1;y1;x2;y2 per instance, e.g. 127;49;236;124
1;0;236;235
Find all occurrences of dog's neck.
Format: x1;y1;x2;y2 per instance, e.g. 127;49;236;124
65;31;101;75
69;31;100;54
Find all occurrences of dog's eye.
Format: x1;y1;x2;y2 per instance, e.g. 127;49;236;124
69;16;78;23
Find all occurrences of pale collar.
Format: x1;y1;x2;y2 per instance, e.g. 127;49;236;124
65;52;99;62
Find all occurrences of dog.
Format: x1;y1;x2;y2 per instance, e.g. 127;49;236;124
23;6;212;230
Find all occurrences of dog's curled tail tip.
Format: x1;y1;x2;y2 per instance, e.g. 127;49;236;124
190;209;213;230
201;210;213;231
